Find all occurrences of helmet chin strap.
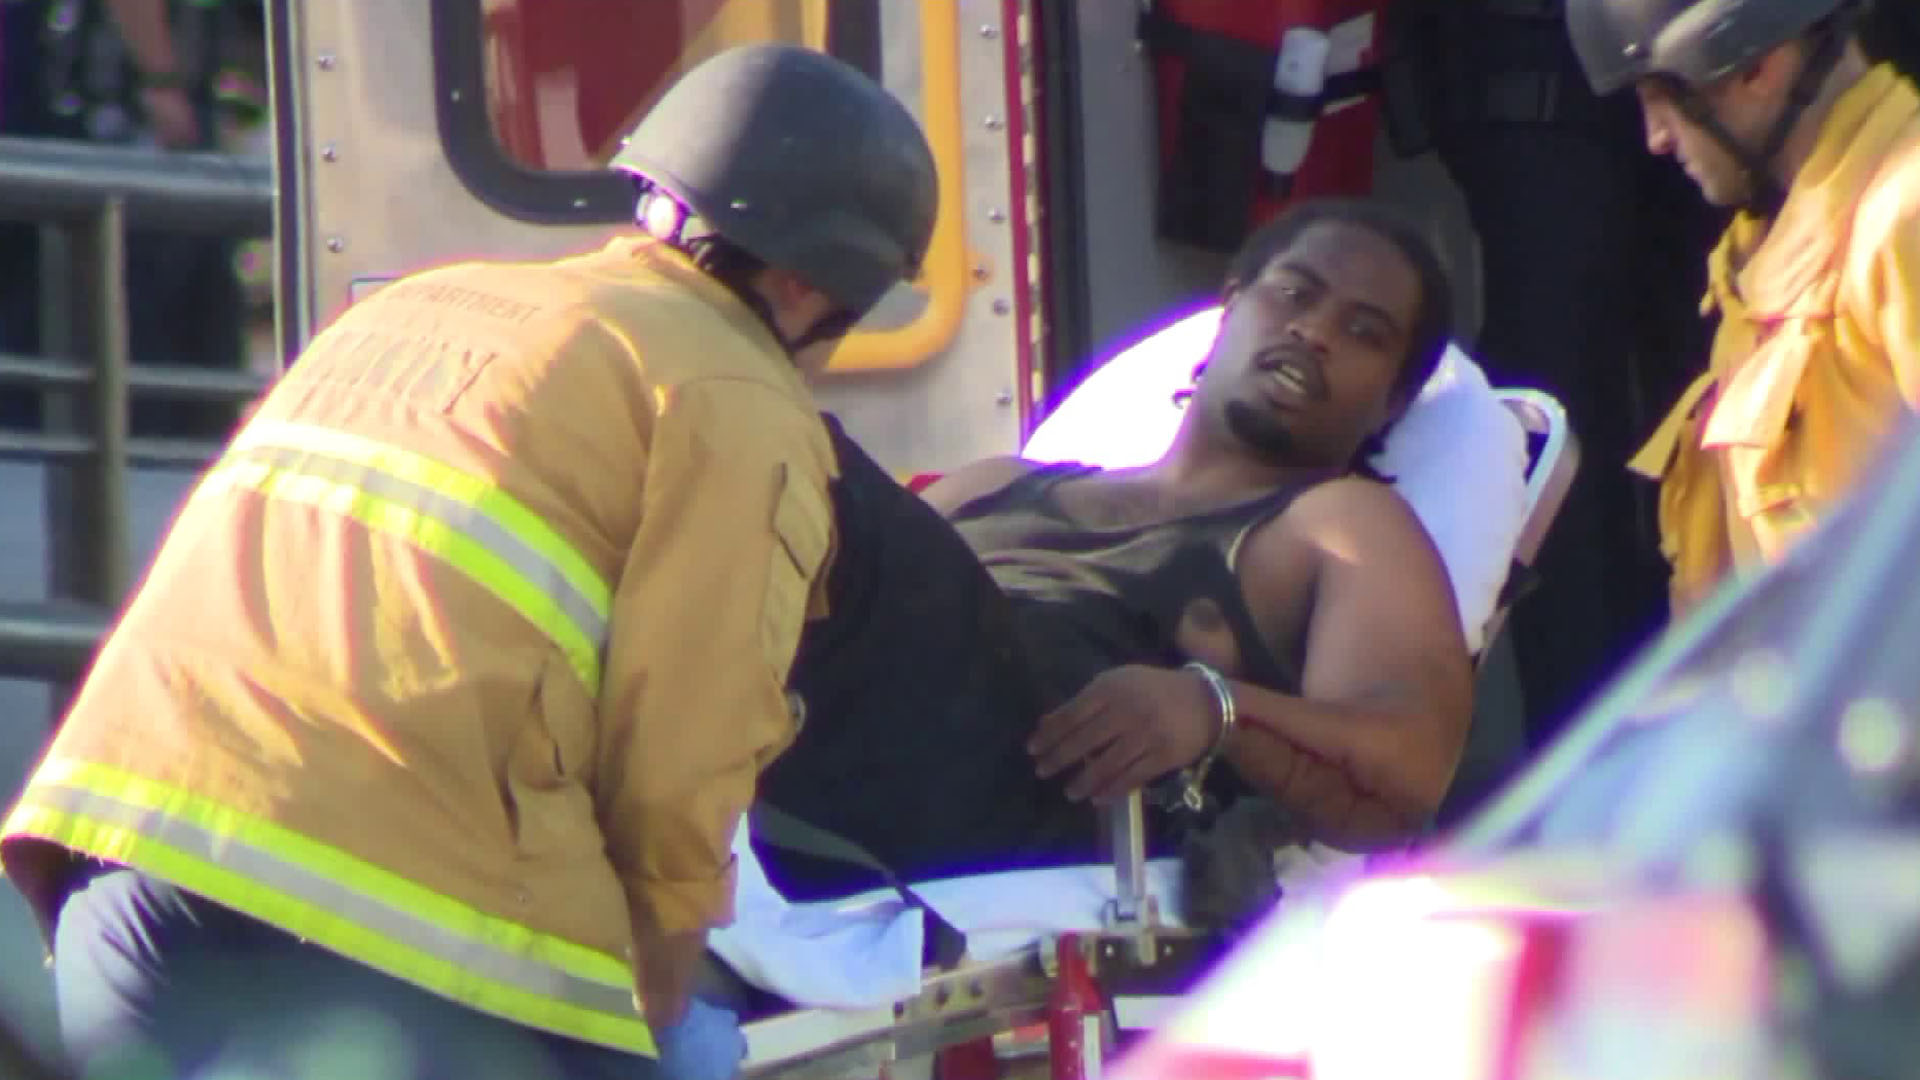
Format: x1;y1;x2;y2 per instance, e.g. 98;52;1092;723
635;182;855;359
786;308;863;355
1671;16;1852;217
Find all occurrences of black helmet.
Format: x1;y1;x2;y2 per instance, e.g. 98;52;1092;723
1568;0;1862;215
612;43;938;315
1568;0;1857;95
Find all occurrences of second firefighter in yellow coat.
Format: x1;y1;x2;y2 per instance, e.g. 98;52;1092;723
1568;0;1920;614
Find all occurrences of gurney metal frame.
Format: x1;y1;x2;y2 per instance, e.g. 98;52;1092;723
740;388;1580;1079
1481;389;1580;652
740;803;1211;1080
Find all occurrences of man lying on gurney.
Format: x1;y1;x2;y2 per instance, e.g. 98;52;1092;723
756;197;1480;929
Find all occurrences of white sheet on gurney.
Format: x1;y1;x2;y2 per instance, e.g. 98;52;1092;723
710;821;1185;1010
710;825;1361;1011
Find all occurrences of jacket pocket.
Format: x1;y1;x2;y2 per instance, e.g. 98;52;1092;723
761;464;832;675
1632;374;1730;597
1702;323;1820;457
503;654;601;857
1710;322;1832;558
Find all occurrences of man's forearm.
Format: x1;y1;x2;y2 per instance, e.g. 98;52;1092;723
102;0;181;78
1218;679;1452;848
1222;724;1418;849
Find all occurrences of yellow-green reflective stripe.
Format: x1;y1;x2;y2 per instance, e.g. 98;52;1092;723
9;760;653;1055
199;459;601;692
198;431;610;691
239;421;611;619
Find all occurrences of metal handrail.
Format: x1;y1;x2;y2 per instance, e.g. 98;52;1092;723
0;139;273;690
0;602;111;684
0;136;271;232
0;431;224;468
0;352;268;398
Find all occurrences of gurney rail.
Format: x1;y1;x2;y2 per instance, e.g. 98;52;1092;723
742;928;1220;1080
743;948;1055;1079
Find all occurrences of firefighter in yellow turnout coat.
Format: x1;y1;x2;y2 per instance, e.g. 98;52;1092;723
1;44;936;1080
1568;0;1920;615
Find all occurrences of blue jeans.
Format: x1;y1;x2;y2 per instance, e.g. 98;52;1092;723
52;866;668;1080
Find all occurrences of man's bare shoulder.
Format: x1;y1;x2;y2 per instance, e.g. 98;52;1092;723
1234;475;1446;591
1277;476;1427;546
918;456;1041;516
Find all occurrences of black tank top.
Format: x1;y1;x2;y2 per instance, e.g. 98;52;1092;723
946;462;1309;707
763;424;1096;899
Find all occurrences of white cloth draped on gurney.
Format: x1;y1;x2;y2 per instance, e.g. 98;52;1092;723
710;312;1532;1011
711;828;1367;1010
710;825;1182;1010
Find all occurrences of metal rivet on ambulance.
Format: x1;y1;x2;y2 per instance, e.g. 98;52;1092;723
316;52;337;71
991;300;1011;317
971;262;990;282
320;143;339;163
995;390;1014;407
326;236;346;254
979;24;999;39
986;207;1007;224
983;115;1004;131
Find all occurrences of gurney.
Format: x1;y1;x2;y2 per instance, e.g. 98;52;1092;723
721;799;1374;1079
719;310;1581;1079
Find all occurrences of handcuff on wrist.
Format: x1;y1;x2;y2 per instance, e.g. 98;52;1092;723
1178;660;1238;812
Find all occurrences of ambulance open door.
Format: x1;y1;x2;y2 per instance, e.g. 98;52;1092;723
268;0;1050;474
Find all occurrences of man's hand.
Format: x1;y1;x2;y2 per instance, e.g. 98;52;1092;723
140;85;202;149
1028;665;1220;804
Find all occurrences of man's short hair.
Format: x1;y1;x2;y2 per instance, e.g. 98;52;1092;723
1221;198;1457;403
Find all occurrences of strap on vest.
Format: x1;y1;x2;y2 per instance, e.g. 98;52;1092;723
748;803;969;971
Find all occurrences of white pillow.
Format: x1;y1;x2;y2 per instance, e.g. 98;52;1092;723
1021;306;1529;652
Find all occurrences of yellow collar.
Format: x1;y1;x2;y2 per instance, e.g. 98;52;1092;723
1703;63;1918;323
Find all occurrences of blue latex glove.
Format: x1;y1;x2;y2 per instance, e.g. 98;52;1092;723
654;996;747;1080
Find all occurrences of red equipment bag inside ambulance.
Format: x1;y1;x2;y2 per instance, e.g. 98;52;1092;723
1139;0;1389;253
